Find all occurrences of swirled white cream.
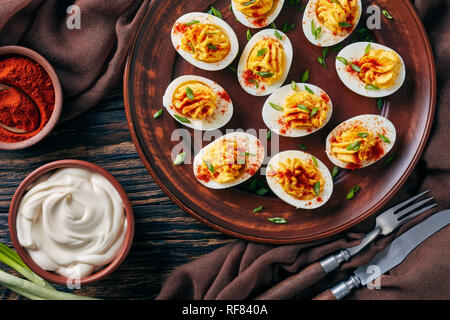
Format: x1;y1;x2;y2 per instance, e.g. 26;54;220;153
16;167;127;279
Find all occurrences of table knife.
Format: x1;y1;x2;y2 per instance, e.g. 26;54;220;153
313;209;450;300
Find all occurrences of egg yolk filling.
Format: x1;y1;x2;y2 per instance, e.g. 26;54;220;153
246;37;285;85
273;158;325;200
331;126;381;164
181;23;230;62
354;49;402;89
197;139;247;183
172;81;216;119
282;91;328;129
315;0;358;33
233;0;274;18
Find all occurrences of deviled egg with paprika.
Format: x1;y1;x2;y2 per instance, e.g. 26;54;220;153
193;132;265;189
326;114;396;170
266;150;333;209
262;82;332;137
231;0;284;29
162;75;233;131
238;29;293;96
335;42;406;97
302;0;362;47
171;12;239;70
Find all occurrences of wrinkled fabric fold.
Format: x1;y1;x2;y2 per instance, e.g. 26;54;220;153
157;0;450;300
0;0;151;121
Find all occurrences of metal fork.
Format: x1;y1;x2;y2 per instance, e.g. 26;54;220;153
255;190;437;300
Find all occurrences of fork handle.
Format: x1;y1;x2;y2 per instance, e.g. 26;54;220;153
313;275;361;300
255;250;350;300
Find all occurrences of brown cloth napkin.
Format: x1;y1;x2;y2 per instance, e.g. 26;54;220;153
157;0;450;300
0;0;150;121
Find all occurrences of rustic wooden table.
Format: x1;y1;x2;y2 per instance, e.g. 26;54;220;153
0;88;235;300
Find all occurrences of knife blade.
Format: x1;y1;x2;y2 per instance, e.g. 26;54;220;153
314;209;450;300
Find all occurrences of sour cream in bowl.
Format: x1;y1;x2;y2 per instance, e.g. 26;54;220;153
9;160;134;285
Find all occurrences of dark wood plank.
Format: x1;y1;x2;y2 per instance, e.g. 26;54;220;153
0;88;234;300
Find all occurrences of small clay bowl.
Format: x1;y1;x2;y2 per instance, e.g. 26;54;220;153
0;45;63;150
8;160;135;285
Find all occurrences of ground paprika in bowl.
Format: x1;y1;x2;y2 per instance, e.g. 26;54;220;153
0;46;62;150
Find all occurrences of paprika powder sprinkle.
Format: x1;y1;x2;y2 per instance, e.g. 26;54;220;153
0;56;55;143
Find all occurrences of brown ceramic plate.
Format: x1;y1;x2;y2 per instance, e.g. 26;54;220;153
124;0;436;244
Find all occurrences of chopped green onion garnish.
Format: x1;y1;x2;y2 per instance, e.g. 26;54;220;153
377;98;385;110
311;20;321;40
378;134;391;143
291;81;297;91
257;48;267;56
298;5;306;11
364;43;372;55
246;29;252;41
350;62;361;72
346;185;361;200
207;43;218;50
207;6;222;19
304;85;314;94
268;217;288;224
174;114;191;123
311;155;319;167
289;0;301;4
274;30;283;40
281;22;295;33
187;41;195;53
267;129;272;139
173;152;186;166
297;104;310;113
310;107;320;118
346;140;362;151
228;66;237;75
301;69;310;82
365;84;379;90
336;56;349;65
269;22;276;29
249;78;259;88
203;159;215;173
331;166;339;179
358;132;369;138
382;9;393;19
153;109;163;119
317;56;327;68
314;181;321;196
257;188;268;196
185;20;200;26
385;154;395;164
257;71;274;78
253;205;263;213
186;87;195;100
299;144;307;151
339;21;352;28
243;0;257;5
269;102;283;111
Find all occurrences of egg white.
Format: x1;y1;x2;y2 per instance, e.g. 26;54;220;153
171;12;239;71
302;0;362;47
193;132;265;189
237;29;293;96
335;42;406;98
231;0;284;29
162;75;233;131
266;150;333;209
325;114;396;169
262;83;333;137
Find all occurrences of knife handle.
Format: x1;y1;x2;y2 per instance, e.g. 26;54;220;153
255;250;350;300
312;275;361;300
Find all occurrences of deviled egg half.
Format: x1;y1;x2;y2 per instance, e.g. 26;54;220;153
335;42;406;97
163;75;233;131
238;29;293;96
326;114;396;170
266;150;333;209
303;0;362;47
231;0;284;28
171;12;239;71
193;132;265;189
262;83;332;137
